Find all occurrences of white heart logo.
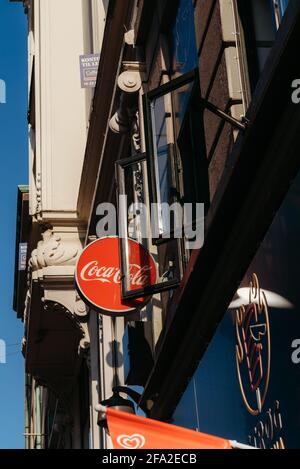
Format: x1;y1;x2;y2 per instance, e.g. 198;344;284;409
116;433;146;449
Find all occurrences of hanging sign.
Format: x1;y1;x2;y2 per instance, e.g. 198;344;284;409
75;237;157;315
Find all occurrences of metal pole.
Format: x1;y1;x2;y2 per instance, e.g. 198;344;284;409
201;98;247;131
24;373;31;450
35;385;42;449
48;398;59;449
230;440;258;449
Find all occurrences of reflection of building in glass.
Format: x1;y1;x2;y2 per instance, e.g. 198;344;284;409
173;170;300;448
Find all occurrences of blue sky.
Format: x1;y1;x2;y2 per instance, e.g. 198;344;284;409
0;0;28;449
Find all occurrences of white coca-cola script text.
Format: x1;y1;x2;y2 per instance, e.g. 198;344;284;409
79;261;152;286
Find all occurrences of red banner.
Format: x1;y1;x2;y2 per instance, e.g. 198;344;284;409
106;408;232;449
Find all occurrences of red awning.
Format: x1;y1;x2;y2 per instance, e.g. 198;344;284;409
104;407;255;450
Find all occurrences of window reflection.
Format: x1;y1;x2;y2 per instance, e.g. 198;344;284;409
172;168;300;448
168;0;198;75
150;81;197;236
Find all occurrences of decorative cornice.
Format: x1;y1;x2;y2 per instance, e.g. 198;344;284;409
74;296;90;351
36;172;42;214
74;296;89;318
109;62;146;135
132;111;141;152
29;227;79;271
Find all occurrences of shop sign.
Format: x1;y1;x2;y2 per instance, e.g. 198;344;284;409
79;54;100;88
235;273;271;416
18;242;27;271
234;274;285;448
75;237;157;315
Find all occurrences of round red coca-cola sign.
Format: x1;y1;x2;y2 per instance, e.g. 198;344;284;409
75;237;157;315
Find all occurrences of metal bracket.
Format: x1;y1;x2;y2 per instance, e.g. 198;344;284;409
112;386;149;415
201;98;248;131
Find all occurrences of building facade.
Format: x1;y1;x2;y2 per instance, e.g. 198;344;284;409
13;0;109;449
13;0;300;449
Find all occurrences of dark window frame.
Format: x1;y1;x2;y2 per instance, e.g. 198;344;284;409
143;68;199;245
116;153;182;301
116;64;245;301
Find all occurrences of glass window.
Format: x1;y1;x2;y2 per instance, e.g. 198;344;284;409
116;3;205;302
144;70;208;243
167;0;198;76
122;323;154;386
173;168;300;449
237;0;277;92
278;0;289;17
116;153;183;300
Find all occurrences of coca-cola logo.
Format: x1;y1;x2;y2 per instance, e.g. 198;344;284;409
79;261;152;286
75;237;157;315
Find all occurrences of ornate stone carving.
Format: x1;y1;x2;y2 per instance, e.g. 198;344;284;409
117;70;141;94
74;296;89;318
74;296;90;351
36;172;42;214
23;288;31;324
109;62;145;136
132;111;141;152
109;101;131;134
78;322;90;352
124;29;135;46
21;337;26;357
29;226;79;271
